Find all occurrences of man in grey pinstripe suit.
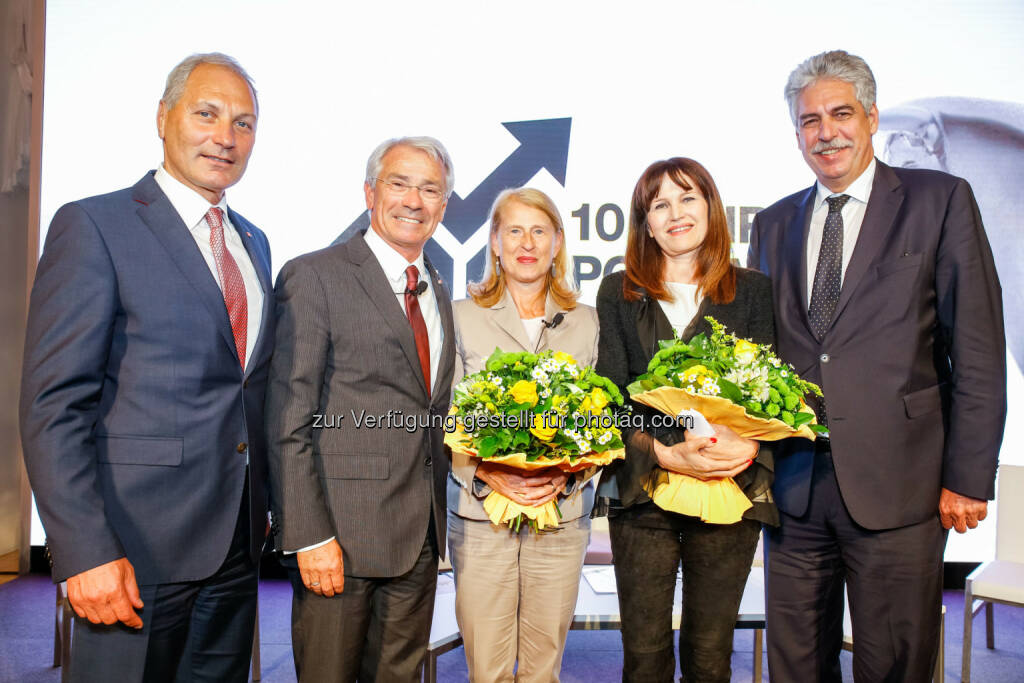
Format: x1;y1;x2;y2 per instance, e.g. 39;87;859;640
266;137;457;682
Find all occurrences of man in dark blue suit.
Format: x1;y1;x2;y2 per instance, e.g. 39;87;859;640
748;50;1005;682
20;52;273;682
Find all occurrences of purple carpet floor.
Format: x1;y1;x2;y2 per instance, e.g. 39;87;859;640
2;573;1022;682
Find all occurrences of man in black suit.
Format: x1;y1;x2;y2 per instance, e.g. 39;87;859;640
747;50;1005;682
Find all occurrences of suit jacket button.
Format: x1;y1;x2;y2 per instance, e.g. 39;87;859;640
424;457;432;467
243;379;249;389
237;442;247;453
820;353;830;363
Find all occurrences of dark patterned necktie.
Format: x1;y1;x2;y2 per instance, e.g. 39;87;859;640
808;194;851;338
207;207;248;368
807;194;850;427
404;265;431;396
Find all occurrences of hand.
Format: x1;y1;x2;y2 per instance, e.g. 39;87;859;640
475;462;565;507
66;557;144;629
652;429;753;480
531;470;570;507
939;487;988;533
702;424;759;461
297;539;344;596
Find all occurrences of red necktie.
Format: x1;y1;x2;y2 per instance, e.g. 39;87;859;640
404;265;431;396
207;207;248;368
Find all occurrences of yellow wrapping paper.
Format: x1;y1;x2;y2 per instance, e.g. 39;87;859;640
445;422;625;530
631;386;818;441
632;386;818;524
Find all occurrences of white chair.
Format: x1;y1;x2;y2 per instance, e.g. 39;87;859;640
962;464;1024;682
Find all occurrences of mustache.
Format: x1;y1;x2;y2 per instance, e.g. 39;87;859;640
811;139;854;154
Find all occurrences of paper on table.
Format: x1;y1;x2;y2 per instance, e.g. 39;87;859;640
582;566;618;594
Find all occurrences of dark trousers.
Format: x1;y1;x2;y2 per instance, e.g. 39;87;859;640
609;502;760;683
765;445;946;683
288;523;439;683
69;484;258;683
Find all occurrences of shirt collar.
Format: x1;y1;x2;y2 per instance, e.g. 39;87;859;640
154;164;230;232
363;226;427;289
814;157;876;210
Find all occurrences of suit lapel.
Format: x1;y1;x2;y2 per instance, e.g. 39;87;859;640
783;186;817;339
832;161;905;324
425;256;455;402
347;233;431;398
131;175;239;362
490;289;534;352
230;210;274;377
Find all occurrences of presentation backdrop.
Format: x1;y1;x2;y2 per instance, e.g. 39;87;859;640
35;0;1024;560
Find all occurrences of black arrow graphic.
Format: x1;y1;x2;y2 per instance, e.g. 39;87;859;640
335;117;571;290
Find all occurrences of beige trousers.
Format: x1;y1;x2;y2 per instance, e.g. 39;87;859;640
447;511;590;683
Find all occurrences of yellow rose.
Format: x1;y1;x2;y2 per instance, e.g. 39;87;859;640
529;413;558;441
733;339;758;365
579;396;593;414
682;364;712;382
509;380;539;407
553;351;577;365
589;388;609;411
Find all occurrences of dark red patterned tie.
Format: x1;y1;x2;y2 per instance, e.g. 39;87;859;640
404;265;431;396
207;207;248;368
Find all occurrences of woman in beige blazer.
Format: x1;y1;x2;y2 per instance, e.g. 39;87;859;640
447;187;599;683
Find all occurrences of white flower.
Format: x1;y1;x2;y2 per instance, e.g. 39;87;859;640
598;432;613;445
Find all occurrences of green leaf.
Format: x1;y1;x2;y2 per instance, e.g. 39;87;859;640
791;412;813;427
478;436;499;458
717;378;742;402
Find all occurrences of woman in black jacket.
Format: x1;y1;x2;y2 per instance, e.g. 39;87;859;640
596;157;777;683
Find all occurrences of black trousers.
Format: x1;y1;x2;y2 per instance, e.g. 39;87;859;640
609;502;760;683
70;481;258;683
287;520;439;683
764;444;946;683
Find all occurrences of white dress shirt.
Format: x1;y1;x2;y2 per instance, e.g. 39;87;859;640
154;165;263;367
804;158;877;307
661;282;701;336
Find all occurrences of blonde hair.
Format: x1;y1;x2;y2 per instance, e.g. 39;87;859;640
468;187;578;310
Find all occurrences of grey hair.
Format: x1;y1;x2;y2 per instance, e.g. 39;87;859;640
784;50;876;125
161;52;258;115
365;137;455;198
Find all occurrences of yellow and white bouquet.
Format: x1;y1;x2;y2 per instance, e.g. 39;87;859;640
628;317;823;523
445;349;625;531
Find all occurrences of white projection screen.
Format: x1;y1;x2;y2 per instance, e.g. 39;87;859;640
35;0;1024;561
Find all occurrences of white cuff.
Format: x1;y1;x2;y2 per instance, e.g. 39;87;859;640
283;536;336;555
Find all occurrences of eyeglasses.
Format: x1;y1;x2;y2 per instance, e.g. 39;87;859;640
372;178;446;203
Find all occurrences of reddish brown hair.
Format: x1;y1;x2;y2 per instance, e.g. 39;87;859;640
623;157;736;304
